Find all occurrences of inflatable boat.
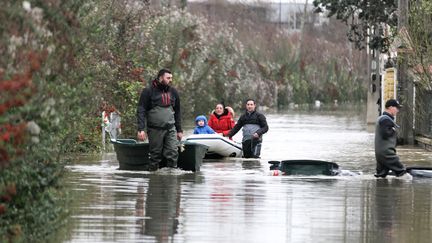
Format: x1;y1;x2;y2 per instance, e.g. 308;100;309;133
185;134;243;158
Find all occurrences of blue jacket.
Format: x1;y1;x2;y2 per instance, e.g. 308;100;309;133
193;115;215;134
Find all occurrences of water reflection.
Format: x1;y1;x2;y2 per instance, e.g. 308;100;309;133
141;175;180;241
61;111;432;243
368;179;432;243
372;179;410;242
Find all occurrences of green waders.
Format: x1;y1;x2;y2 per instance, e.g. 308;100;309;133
147;126;178;169
374;115;406;177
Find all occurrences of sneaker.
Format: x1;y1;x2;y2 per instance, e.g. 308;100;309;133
148;164;159;171
374;174;387;178
166;163;177;168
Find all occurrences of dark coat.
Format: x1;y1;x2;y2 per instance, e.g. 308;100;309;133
208;109;235;136
137;80;182;132
228;110;268;138
374;111;405;175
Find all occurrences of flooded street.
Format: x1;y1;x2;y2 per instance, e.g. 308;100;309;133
62;111;432;243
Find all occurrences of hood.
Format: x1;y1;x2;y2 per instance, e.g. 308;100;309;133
195;115;208;125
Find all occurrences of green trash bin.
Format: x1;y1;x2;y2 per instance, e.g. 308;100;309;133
280;160;340;176
112;139;151;170
112;139;208;172
178;141;208;172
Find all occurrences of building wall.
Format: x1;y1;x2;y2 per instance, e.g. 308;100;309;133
188;1;328;31
266;2;328;31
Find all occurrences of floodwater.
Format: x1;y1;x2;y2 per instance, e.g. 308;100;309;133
60;111;432;243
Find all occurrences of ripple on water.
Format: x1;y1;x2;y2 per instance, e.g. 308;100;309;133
60;112;432;243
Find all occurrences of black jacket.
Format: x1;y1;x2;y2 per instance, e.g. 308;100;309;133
375;111;397;158
377;112;397;139
137;80;182;132
228;110;268;138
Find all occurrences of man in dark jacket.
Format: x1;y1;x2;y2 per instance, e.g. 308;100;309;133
374;99;411;179
228;99;268;158
137;69;183;171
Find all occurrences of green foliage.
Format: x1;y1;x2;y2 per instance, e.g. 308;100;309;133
313;0;398;52
77;3;265;137
135;10;258;115
1;160;69;241
405;1;432;136
245;24;367;107
406;0;432;89
73;1;367;141
1;0;85;241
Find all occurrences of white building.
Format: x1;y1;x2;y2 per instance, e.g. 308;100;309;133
265;1;329;31
188;0;329;32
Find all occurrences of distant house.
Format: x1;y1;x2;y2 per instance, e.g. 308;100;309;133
188;0;328;33
265;1;329;31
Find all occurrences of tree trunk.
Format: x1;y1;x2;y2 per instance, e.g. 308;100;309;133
397;0;415;144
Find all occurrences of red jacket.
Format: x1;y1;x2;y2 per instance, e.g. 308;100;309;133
208;111;235;136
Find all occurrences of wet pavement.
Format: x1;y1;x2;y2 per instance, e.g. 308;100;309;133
61;111;432;243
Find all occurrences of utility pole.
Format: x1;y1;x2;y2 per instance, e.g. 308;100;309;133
366;25;381;132
279;0;282;29
397;0;414;144
180;0;187;10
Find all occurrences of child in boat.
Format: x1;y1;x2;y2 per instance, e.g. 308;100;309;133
193;115;216;134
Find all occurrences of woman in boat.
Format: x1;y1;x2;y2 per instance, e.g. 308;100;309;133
208;102;235;137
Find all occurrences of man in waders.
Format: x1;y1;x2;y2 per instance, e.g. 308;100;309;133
228;99;268;158
374;99;411;179
137;69;183;171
